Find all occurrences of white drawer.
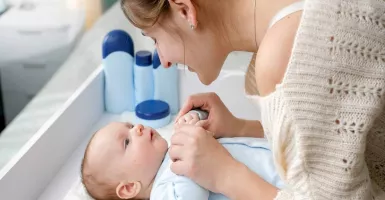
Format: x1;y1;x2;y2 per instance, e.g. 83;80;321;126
0;27;71;63
0;62;57;94
1;90;34;124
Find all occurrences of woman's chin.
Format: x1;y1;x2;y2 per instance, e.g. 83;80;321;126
198;74;215;86
197;71;221;86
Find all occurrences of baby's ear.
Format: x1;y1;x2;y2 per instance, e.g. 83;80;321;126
116;181;141;199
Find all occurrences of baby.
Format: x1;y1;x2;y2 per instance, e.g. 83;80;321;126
81;111;283;200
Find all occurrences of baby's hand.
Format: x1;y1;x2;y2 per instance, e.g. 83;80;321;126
177;112;201;126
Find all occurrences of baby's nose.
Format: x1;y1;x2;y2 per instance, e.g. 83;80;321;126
133;124;144;135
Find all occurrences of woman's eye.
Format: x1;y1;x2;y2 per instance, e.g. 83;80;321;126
152;38;157;44
124;138;129;149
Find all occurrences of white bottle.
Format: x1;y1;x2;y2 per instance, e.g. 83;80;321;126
134;50;154;106
153;50;179;114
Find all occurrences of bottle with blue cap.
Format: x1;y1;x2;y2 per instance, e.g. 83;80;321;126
102;30;135;113
153;50;179;114
135;99;171;129
134;50;154;105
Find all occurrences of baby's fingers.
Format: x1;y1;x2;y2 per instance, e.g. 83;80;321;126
187;113;199;125
177;117;187;125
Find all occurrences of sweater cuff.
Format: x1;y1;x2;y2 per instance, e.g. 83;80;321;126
274;190;294;200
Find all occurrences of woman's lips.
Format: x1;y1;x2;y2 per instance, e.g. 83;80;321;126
188;67;195;72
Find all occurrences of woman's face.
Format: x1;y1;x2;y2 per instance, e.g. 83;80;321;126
143;6;229;85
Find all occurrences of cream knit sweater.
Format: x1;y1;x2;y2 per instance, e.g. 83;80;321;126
253;0;385;199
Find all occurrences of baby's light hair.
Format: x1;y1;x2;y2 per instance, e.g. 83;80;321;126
80;132;121;200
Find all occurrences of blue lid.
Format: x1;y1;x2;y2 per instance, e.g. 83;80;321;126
102;30;134;58
135;51;152;66
153;50;161;69
136;100;170;120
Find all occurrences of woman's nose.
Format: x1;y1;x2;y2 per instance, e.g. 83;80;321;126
157;49;171;68
160;58;171;68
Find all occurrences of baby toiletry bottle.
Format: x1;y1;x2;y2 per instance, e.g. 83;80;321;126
153;50;179;114
135;100;171;129
134;50;154;105
102;30;135;113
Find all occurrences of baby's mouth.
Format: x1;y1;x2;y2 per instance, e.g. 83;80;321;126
150;129;157;141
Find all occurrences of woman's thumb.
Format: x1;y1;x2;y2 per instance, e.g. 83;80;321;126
195;120;209;129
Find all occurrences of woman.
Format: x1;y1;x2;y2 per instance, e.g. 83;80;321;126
121;0;385;199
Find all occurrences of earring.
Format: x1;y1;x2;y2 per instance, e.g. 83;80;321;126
189;20;196;30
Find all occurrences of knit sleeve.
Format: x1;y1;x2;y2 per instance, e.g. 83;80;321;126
267;0;385;199
274;191;294;200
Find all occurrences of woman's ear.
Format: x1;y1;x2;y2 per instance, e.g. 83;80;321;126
115;181;142;199
168;0;197;29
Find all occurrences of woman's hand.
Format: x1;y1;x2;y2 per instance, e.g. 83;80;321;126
176;92;243;138
169;124;239;193
169;121;278;199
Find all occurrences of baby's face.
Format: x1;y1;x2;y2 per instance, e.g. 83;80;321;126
87;122;168;190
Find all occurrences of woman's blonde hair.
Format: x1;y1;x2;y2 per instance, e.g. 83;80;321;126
120;0;171;29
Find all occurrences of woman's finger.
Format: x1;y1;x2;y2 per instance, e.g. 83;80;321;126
195;119;208;128
168;145;184;161
175;124;205;137
170;160;188;176
175;94;210;121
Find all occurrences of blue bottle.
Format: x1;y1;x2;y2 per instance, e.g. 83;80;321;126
134;50;154;105
153;50;179;114
102;30;135;113
134;100;171;129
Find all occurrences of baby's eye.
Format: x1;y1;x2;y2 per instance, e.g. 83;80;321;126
124;138;130;149
125;123;134;129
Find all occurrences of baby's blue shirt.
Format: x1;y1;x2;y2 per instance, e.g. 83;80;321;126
150;137;284;200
